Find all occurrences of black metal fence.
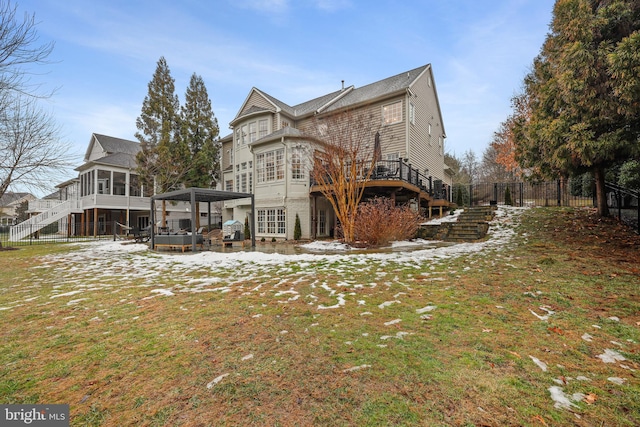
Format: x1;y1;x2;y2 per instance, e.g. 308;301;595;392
453;179;639;232
454;180;595;208
1;217;225;248
1;222;113;248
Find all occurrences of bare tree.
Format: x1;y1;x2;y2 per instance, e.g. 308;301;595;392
307;108;382;244
0;96;71;198
0;1;55;99
480;144;516;183
461;149;479;183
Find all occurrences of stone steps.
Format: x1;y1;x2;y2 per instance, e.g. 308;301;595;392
417;206;497;242
444;206;496;242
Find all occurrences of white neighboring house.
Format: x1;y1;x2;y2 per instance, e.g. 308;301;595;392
12;133;219;241
221;63;452;241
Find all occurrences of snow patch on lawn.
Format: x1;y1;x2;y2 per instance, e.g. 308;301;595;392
548;386;584;410
206;373;229;389
597;349;626;363
529;355;548;372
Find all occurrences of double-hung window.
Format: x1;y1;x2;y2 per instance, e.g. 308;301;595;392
258;119;268;139
291;148;304;180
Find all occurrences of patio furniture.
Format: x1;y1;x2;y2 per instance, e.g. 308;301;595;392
154;232;204;252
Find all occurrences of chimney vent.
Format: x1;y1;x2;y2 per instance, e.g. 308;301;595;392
341;80;345;90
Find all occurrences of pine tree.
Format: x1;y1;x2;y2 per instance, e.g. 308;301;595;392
135;57;185;197
514;0;640;217
180;73;220;189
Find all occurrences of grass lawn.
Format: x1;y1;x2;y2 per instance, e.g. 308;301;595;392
1;207;639;426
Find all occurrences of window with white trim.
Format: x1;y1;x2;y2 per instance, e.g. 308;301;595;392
257;208;286;234
256;154;265;183
258;119;268;139
383;101;402;125
256;148;285;183
292;148;304;180
266;152;275;181
249;122;257;143
241;173;247;192
318;210;326;235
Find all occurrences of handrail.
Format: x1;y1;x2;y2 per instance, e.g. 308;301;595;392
9;199;81;241
605;181;639;198
310;159;449;200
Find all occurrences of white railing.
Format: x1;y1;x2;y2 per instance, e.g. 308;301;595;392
28;199;65;213
9;199;81;241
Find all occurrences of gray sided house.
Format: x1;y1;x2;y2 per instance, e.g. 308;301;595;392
221;63;452;241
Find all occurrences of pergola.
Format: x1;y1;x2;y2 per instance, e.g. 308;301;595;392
150;187;255;251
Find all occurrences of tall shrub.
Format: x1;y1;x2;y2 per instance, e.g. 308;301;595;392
294;214;301;240
244;216;251;240
504;186;512;206
354;197;421;247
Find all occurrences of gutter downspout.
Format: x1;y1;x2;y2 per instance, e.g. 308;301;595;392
282;137;288;240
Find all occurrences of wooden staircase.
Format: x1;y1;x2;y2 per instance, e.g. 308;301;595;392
444;206;496;242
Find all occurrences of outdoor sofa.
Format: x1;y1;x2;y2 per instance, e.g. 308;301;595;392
153;232;204;252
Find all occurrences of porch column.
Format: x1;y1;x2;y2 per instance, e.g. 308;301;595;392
93;208;98;237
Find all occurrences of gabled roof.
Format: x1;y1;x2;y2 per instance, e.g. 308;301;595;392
84;133;140;162
0;192;32;207
232;64;434;125
325;64;430;112
77;133;141;171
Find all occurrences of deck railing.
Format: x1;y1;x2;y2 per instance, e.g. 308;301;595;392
310;159;451;201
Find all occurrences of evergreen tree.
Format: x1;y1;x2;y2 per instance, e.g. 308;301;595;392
180;73;221;189
294;214;301;240
504;186;512;206
619;160;640;190
135;57;185;198
456;185;464;207
244;215;251;240
514;0;640;217
15;200;29;223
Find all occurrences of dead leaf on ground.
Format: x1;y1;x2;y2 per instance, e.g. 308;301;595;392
584;393;597;404
532;414;548;426
548;326;564;335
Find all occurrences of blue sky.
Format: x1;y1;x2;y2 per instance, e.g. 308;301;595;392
20;0;555;180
